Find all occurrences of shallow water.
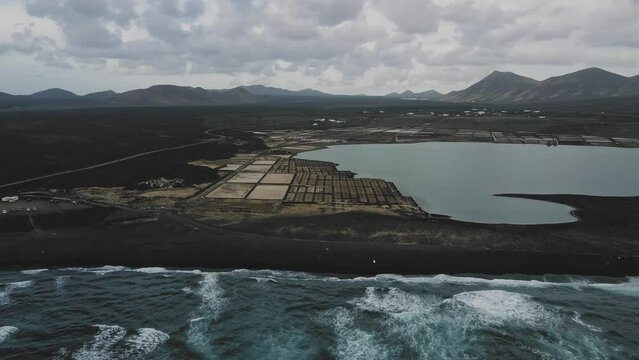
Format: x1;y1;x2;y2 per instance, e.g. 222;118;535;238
1;267;638;359
300;142;639;224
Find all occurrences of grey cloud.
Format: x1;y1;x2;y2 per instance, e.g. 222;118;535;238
378;0;440;34
1;0;637;94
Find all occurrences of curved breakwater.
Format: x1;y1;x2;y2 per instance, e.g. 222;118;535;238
0;267;638;359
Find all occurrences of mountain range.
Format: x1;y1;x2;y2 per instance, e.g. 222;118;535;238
439;67;639;103
1;67;638;108
384;90;443;100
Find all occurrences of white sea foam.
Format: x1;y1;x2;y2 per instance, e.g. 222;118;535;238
227;270;639;298
6;280;33;288
351;287;437;315
199;273;225;317
0;326;19;344
229;268;340;282
60;266;202;276
90;266;128;276
121;328;170;359
132;267;168;274
572;312;604;332
447;290;556;326
518;344;555;360
132;267;202;275
70;325;168;360
1;280;33;305
21;268;48;275
589;277;639;297
348;287;468;359
187;273;226;353
55;276;69;291
348;274;639;297
345;286;612;359
73;325;127;360
325;307;392;360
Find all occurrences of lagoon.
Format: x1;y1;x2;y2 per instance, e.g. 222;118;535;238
300;142;639;224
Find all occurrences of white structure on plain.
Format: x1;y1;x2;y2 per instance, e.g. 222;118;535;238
1;196;19;203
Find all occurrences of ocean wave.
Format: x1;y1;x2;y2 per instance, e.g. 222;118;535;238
229;268;341;282
350;274;639;296
572;312;604;333
1;280;33;305
59;266;203;276
30;267;639;296
132;267;202;275
21;268;48;275
121;328;170;359
71;325;169;360
73;325;127;360
351;287;438;315
225;269;639;297
324;307;392;359
341;286;610;359
199;273;225;317
55;276;69;291
187;273;226;353
446;290;557;327
0;326;19;344
60;265;127;275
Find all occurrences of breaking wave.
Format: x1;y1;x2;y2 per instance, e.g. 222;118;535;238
21;269;48;275
187;273;226;355
70;325;168;360
324;307;392;359
0;326;19;344
72;325;127;360
446;290;557;326
0;280;33;305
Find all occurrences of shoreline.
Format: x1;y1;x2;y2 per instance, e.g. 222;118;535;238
0;203;638;276
0;227;637;277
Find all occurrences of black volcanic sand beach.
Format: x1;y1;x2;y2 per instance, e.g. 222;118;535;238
0;194;638;276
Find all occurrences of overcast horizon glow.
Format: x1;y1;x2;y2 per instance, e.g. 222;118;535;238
1;0;638;96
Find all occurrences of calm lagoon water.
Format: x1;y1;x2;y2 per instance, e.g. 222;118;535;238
300;142;639;224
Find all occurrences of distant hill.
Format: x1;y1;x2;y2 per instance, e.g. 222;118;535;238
526;68;635;101
83;90;117;101
0;85;256;109
30;88;79;100
112;85;255;106
3;68;637;109
241;84;332;97
441;68;639;103
385;90;443;100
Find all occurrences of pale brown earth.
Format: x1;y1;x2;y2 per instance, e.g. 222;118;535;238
206;183;255;199
247;185;289;200
138;187;198;198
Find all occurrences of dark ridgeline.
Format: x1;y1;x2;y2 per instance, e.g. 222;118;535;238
384;89;443;100
441;67;639;102
2;67;638;110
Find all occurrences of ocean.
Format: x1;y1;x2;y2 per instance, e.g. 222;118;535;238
1;267;637;359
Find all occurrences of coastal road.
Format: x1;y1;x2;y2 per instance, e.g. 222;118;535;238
0;134;228;191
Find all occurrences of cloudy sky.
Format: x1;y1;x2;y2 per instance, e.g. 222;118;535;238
1;0;638;95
